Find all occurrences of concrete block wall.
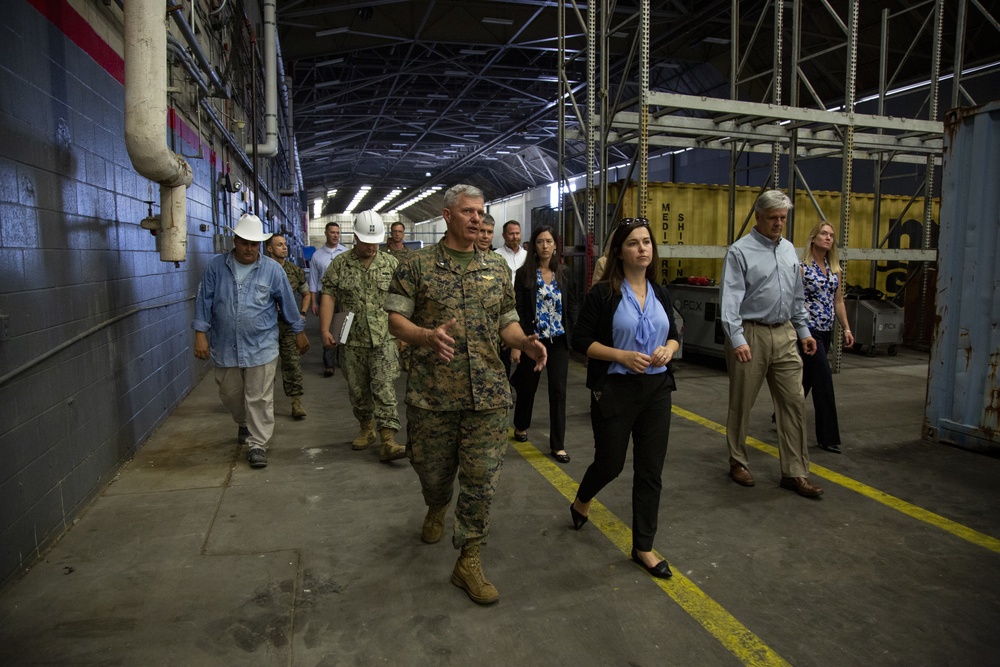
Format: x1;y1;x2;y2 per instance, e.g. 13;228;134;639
0;1;245;587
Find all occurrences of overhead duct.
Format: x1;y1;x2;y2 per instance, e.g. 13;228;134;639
124;0;193;263
245;0;278;157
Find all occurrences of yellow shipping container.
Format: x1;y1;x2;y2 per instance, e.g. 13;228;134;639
600;182;938;299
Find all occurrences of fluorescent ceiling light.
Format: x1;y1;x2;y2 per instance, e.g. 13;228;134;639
316;80;341;89
400;133;417;136
427;93;449;99
444;70;468;76
326;189;337;198
702;36;730;44
316;27;349;37
460;49;487;55
317;57;344;67
482;17;513;26
315;102;338;111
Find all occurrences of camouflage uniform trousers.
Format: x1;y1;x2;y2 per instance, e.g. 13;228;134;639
406;405;508;549
278;321;303;397
341;340;401;431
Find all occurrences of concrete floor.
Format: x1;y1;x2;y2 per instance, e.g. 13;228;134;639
2;319;999;666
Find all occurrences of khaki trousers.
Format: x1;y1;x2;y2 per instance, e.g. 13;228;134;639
725;322;809;477
215;358;279;450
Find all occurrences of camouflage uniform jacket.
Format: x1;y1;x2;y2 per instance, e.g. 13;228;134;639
322;250;398;348
278;260;308;330
385;245;412;260
385;242;518;412
282;260;309;297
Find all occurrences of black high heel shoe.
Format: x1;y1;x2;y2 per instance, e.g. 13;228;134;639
569;503;589;530
631;548;672;579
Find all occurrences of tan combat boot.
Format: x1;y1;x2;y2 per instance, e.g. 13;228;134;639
378;428;407;462
451;544;499;604
352;419;376;450
290;397;307;419
421;505;448;544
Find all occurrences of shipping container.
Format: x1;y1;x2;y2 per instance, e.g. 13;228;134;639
586;182;939;302
924;101;1000;453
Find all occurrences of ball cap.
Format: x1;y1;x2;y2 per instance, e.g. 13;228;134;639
230;213;272;242
354;210;386;244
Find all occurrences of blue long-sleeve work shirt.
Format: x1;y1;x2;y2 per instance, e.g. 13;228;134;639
720;227;811;349
193;251;305;368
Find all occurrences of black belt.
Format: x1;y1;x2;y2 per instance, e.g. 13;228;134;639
745;320;786;328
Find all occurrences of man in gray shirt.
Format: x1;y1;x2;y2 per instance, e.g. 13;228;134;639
720;190;822;498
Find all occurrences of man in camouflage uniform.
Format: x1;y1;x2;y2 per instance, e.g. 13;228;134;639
384;221;412;260
384;221;412;370
266;234;311;419
320;211;406;463
386;184;547;605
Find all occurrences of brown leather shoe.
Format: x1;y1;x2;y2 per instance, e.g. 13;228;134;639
730;464;755;487
780;476;824;498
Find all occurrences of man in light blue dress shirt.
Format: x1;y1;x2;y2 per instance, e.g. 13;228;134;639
308;222;348;377
193;214;309;469
720;190;823;498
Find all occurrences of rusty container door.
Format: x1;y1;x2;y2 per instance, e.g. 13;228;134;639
924;101;1000;453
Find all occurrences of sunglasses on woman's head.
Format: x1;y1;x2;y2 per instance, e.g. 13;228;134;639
619;217;649;228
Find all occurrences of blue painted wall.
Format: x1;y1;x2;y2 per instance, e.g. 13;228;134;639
0;1;288;587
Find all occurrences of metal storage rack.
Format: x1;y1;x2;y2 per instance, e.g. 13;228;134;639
555;0;998;370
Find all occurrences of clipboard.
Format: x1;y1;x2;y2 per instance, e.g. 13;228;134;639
332;311;355;344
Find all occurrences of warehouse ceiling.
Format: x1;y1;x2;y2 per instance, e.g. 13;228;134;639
276;0;999;221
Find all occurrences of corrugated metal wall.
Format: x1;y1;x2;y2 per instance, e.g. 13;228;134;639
924;101;1000;453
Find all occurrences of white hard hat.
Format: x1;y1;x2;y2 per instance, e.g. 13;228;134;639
354;210;385;244
230;213;272;242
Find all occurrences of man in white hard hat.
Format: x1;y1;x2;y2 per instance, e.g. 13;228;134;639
319;210;406;463
193;213;310;469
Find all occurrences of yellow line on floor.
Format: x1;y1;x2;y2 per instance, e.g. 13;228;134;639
509;437;791;667
671;405;1000;556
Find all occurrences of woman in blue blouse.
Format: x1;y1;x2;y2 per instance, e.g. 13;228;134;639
511;225;573;463
800;222;855;453
569;219;680;579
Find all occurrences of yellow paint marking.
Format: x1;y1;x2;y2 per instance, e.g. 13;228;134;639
510;436;791;667
671;405;1000;555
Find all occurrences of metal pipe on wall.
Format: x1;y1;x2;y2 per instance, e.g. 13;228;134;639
165;0;229;98
165;36;286;221
124;0;193;264
245;0;278;157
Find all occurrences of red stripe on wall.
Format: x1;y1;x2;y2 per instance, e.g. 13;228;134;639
28;0;126;85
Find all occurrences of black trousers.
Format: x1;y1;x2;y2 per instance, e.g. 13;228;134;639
800;328;841;447
511;335;569;452
577;372;673;552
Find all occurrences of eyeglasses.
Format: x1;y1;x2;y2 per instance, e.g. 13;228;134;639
619;217;649;228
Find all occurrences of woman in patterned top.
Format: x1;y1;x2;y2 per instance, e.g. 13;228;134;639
511;225;574;463
800;222;855;453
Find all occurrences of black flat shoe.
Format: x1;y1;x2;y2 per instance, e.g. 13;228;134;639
631;548;672;579
551;450;570;463
570;504;589;530
818;442;842;454
513;431;528;442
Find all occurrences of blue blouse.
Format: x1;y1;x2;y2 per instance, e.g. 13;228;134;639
534;269;566;340
609;279;670;375
802;258;839;332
